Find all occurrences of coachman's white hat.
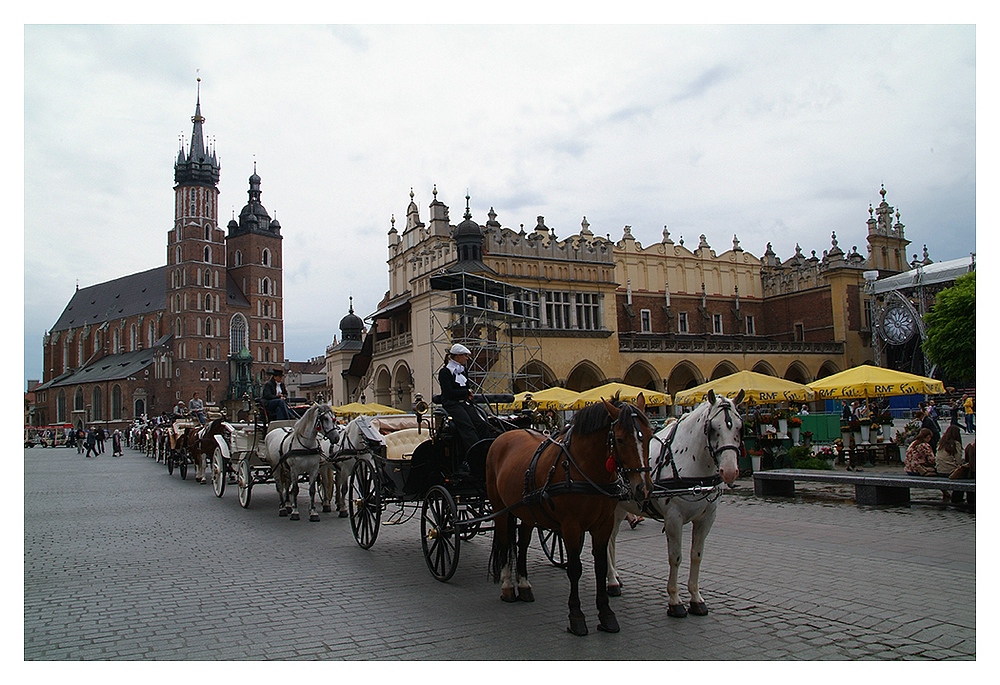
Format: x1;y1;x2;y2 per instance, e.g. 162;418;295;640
449;343;471;356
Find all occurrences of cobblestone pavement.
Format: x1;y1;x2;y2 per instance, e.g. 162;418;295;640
24;446;976;661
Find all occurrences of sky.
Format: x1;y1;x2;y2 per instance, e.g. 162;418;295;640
21;20;980;391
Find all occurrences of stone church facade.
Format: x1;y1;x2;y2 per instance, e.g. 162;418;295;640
33;84;285;429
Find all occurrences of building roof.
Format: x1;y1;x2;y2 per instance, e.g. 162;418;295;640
871;255;976;294
50;266;167;333
34;338;171;390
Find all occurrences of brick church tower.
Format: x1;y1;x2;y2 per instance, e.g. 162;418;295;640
168;77;227;394
225;164;284;380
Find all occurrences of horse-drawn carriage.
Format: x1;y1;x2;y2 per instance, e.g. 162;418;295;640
209;401;341;521
344;393;529;581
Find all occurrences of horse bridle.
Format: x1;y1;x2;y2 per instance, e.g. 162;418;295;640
653;400;742;484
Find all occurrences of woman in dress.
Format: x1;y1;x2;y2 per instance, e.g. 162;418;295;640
904;428;936;476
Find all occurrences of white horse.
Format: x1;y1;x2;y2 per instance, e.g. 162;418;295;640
608;389;744;617
263;403;341;522
321;415;386;517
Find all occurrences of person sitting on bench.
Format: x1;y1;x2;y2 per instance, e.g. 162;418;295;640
437;344;491;460
262;368;293;420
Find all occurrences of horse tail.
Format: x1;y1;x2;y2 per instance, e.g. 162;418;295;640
488;512;516;584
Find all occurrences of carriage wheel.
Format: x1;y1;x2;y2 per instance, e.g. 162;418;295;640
179;457;188;480
238;459;253;509
167;453;174;475
538;528;569;569
349;458;381;549
211;449;227;498
457;499;487;541
422;485;461;582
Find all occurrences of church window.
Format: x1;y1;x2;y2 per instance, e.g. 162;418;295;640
262;278;271;295
56;390;66;423
230;314;248;354
200;366;207;380
206;385;213;403
74;387;84;411
205;294;213;311
111;385;122;420
205;317;213;337
264;347;271;363
204;246;211;263
175;246;182;264
235;250;243;266
262;248;271;266
130;324;138;351
205;269;211;286
148;322;155;347
263;323;271;341
205;225;211;241
92;386;102;421
263;301;270;317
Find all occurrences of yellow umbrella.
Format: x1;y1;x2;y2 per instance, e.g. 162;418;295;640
807;365;945;401
511;387;584;410
569;382;671;409
675;370;814;406
330;402;406;417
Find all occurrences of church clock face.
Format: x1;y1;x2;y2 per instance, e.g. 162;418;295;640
882;305;916;345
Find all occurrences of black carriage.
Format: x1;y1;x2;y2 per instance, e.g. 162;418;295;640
347;393;530;582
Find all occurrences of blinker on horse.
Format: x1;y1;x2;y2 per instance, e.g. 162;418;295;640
486;394;654;636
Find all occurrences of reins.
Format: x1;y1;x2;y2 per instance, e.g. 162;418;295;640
651;399;741;499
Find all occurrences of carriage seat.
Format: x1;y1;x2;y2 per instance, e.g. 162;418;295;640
369;415;420;434
383;428;426;462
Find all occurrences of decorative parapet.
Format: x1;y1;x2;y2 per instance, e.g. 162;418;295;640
617;333;844;356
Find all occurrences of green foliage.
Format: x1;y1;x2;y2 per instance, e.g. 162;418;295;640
923;271;975;382
788;445;833;470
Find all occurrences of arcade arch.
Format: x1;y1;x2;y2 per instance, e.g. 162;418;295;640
665;361;703;396
564;361;605;392
514;360;558;393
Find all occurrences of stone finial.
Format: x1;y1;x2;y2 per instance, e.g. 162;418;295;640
581;216;592;236
622;225;634;239
733;234;742;251
662;226;674;244
698;234;710;250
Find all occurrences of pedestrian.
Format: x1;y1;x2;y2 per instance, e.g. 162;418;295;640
95;426;106;454
76;427;85;454
949;399;961;428
962;395;975;433
84;427;98;458
112;429;123;457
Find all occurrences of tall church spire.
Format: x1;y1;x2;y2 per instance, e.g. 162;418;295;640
174;77;220;187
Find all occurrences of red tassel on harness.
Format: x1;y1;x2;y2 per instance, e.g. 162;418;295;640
606;456;617;473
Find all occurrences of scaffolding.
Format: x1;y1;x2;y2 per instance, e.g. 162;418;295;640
428;270;543;395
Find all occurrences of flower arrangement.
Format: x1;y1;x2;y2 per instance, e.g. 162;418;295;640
848;419;861;432
816;445;836;458
877;410;894;425
788;416;803;428
802;430;814;442
859;417;872;426
748;448;765;457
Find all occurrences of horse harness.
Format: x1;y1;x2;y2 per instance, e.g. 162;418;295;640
270;413;334;474
649;401;742;502
519;403;651;528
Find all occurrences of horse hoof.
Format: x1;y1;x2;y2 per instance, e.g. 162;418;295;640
339;511;349;518
689;601;708;616
667;604;688;618
309;513;321;522
517;587;535;603
290;513;300;521
322;505;332;513
500;588;518;603
567;617;589;636
597;614;620;633
607;585;622;597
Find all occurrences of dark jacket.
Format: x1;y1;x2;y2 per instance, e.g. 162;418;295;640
438;364;472;403
262;379;285;402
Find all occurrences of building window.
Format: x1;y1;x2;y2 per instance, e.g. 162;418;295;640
713;313;723;334
205;225;211;241
640;309;651;333
262;278;271;295
745;315;755;335
574;292;600;330
678;312;689;333
262;248;271;266
235;250;242;266
230;314;248;353
92;386;102;421
111;385;122;420
205;294;213;312
57;390;66;423
204;246;211;263
794;323;805;342
263;323;271;341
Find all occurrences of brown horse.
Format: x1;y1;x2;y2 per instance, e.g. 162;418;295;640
485;395;654;636
183;419;231;484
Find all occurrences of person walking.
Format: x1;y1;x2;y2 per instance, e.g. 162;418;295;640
95;426;106;454
112;429;123;458
919;409;941;453
84;427;98;458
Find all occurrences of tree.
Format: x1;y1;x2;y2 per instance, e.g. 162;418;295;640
922;271;975;382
